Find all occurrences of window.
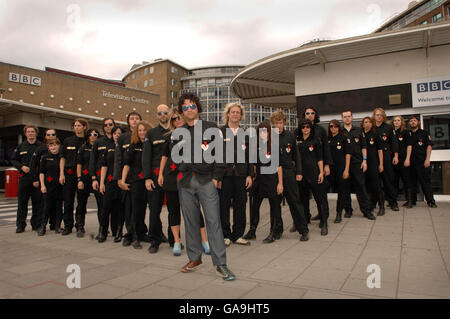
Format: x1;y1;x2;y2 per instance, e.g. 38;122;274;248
144;80;148;88
144;68;148;75
171;66;178;74
150;66;154;74
136;84;139;89
132;74;135;80
171;91;178;99
171;78;177;86
149;79;154;86
421;20;428;25
432;12;442;22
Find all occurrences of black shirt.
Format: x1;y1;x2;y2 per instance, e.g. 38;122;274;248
220;125;254;178
77;143;93;182
89;135;110;180
408;129;433;163
61;135;85;168
278;129;302;175
296;135;323;182
394;128;410;161
375;122;399;161
39;152;61;190
328;133;352;170
142;124;170;182
11;140;44;178
123;141;145;184
161;133;180;192
30;144;49;182
113;132;131;181
254;141;280;198
344;126;366;164
99;138;117;183
364;130;383;168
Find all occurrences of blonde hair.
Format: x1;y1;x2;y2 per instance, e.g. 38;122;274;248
372;108;387;123
391;115;406;132
165;108;184;135
270;110;286;124
222;102;245;126
131;120;152;144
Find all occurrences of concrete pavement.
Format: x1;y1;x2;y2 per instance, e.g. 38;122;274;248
0;196;449;299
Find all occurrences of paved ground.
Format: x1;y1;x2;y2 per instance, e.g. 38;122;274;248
0;194;449;299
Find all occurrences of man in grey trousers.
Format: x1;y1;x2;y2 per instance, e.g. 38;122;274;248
173;92;235;281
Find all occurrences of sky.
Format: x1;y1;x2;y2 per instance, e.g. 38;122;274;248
0;0;410;80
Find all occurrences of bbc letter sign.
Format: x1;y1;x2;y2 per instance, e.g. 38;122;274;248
412;76;450;108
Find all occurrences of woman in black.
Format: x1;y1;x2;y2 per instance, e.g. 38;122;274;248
60;119;87;235
245;120;284;244
392;115;413;208
297;119;329;236
75;128;101;238
99;126;124;243
38;138;63;236
121;121;152;249
361;117;385;216
327;120;351;223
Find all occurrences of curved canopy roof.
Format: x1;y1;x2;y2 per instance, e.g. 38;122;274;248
231;21;450;108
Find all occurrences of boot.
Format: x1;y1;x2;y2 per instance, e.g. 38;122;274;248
243;227;256;240
320;222;328;236
38;226;46;236
97;227;107;243
403;190;413;208
377;206;385;216
263;232;275;244
114;224;123;243
334;211;342;223
344;210;352;218
77;227;85;238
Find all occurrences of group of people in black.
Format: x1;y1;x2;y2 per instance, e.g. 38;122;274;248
11;92;437;281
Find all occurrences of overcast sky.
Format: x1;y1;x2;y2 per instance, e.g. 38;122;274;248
0;0;410;80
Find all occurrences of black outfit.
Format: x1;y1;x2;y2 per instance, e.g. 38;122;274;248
278;129;309;236
142;124;173;247
375;123;399;208
328;133;352;216
75;143;102;233
124;140;148;243
364;130;385;212
99;139;124;239
249;141;283;239
39;152;63;232
394;128;413;205
408;129;436;205
296;135;329;226
219;125;254;242
61;135;84;232
11;139;44;231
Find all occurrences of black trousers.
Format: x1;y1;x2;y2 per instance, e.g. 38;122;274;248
344;162;372;215
130;180;149;242
251;193;283;235
121;189;133;239
148;184;174;245
329;165;350;214
299;177;329;224
41;188;63;229
410;160;435;204
62;170;77;230
16;176;42;229
102;181;123;236
394;162;412;199
380;156;398;206
365;165;384;209
75;186;102;230
283;169;309;235
219;176;247;242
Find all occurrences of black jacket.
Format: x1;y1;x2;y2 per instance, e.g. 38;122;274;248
99;138;117;183
279;129;302;175
328;133;352;170
142;124;170;182
408;129;433;163
11;140;44;179
394;128;410;162
61;135;84;168
39;152;61;191
364;130;383;168
89;135;111;180
124;141;145;184
113;132;131;181
77;143;93;184
344;126;366;164
30;143;49;183
375;122;399;161
296;135;323;182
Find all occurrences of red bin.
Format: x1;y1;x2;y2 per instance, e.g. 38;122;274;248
5;168;19;198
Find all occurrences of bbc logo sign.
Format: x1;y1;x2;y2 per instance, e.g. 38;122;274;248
9;72;41;87
417;80;450;93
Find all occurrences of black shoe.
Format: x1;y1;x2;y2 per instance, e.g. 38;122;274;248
365;212;376;220
402;201;413;208
98;234;107;243
289;224;296;232
300;233;309;242
216;265;236;281
122;236;132;246
391;203;399;211
273;232;282;240
77;228;85;238
113;234;123;243
263;233;275;244
16;227;25;234
311;214;320;221
243;229;256;240
334;212;342;224
54;227;62;234
427;202;437;208
344;211;352;218
377;207;385;216
161;233;169;243
148;243;160;254
62;228;72;236
49;225;55;231
132;240;142;249
321;223;328;236
140;235;151;243
38;227;46;236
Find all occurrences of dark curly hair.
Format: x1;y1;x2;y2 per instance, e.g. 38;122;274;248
298;118;315;137
299;106;320;124
178;92;202;114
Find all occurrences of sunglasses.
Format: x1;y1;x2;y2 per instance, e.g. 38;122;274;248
46;133;56;136
104;123;114;127
301;125;311;129
171;116;181;121
329;125;338;128
89;133;99;137
305;112;315;115
183;104;197;111
157;111;169;116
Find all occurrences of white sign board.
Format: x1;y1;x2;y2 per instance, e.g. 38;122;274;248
9;72;41;86
429;124;449;141
412;76;450;108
